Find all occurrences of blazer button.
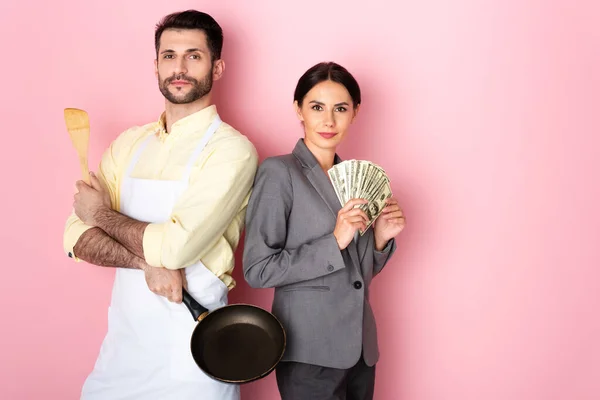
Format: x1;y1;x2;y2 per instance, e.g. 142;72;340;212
353;281;363;289
327;265;334;272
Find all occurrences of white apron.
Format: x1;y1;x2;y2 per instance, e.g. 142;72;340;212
81;116;240;400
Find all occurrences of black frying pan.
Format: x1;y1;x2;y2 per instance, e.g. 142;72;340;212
181;288;286;384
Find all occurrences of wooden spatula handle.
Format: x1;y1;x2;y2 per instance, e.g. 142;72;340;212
79;156;90;185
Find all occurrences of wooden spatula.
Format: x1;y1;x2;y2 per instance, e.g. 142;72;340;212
64;108;91;185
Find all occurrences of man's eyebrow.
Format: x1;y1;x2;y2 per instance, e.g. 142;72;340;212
159;48;206;54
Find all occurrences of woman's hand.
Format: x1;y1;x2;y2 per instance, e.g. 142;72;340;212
373;197;406;250
333;198;369;250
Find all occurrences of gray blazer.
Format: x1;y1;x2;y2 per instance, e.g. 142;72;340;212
243;139;396;369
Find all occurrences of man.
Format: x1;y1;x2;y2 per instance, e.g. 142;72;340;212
63;10;257;400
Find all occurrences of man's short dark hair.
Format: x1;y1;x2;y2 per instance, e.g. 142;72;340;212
155;10;223;61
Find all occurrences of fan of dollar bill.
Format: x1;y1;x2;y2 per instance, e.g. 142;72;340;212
328;160;393;235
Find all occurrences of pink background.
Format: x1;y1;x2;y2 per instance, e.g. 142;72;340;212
1;0;599;399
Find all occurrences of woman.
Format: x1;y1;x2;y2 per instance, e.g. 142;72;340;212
243;62;405;400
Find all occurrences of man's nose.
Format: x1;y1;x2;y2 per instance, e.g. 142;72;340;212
173;58;188;76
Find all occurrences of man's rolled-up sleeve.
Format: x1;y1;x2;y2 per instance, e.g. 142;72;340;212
63;214;94;261
142;136;258;270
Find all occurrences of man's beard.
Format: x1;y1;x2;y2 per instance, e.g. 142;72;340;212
158;69;213;104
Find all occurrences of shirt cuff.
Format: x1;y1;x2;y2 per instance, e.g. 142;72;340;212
143;223;166;268
64;224;93;262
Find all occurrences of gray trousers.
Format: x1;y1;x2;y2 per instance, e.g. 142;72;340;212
275;356;376;400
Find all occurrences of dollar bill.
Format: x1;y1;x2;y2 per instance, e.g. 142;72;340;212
356;161;367;200
328;160;393;235
351;159;359;200
328;166;344;206
361;182;392;234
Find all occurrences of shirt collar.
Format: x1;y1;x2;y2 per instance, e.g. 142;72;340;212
155;105;218;140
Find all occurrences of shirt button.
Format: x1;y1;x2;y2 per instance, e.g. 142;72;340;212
327;265;334;272
353;281;363;289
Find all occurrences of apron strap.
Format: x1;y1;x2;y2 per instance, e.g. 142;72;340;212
182;116;222;182
125;134;154;178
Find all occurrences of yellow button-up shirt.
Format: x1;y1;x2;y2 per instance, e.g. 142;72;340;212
63;105;258;289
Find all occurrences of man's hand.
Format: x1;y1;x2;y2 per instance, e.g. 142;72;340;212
73;172;111;226
143;266;187;303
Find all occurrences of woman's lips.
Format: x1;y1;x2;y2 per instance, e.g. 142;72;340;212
318;132;337;139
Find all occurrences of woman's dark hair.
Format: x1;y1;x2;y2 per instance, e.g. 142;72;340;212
155;10;223;61
293;62;361;108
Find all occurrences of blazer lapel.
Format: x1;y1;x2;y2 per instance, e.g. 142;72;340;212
292;139;362;272
305;167;341;217
293;139;341;218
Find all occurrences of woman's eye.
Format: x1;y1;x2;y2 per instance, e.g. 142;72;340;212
335;107;347;112
311;105;323;111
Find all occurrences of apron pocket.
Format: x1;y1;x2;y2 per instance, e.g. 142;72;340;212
168;308;241;399
169;262;229;382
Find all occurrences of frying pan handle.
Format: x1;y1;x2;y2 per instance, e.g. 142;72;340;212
182;288;210;321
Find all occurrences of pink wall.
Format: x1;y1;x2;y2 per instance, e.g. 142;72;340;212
1;0;599;399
